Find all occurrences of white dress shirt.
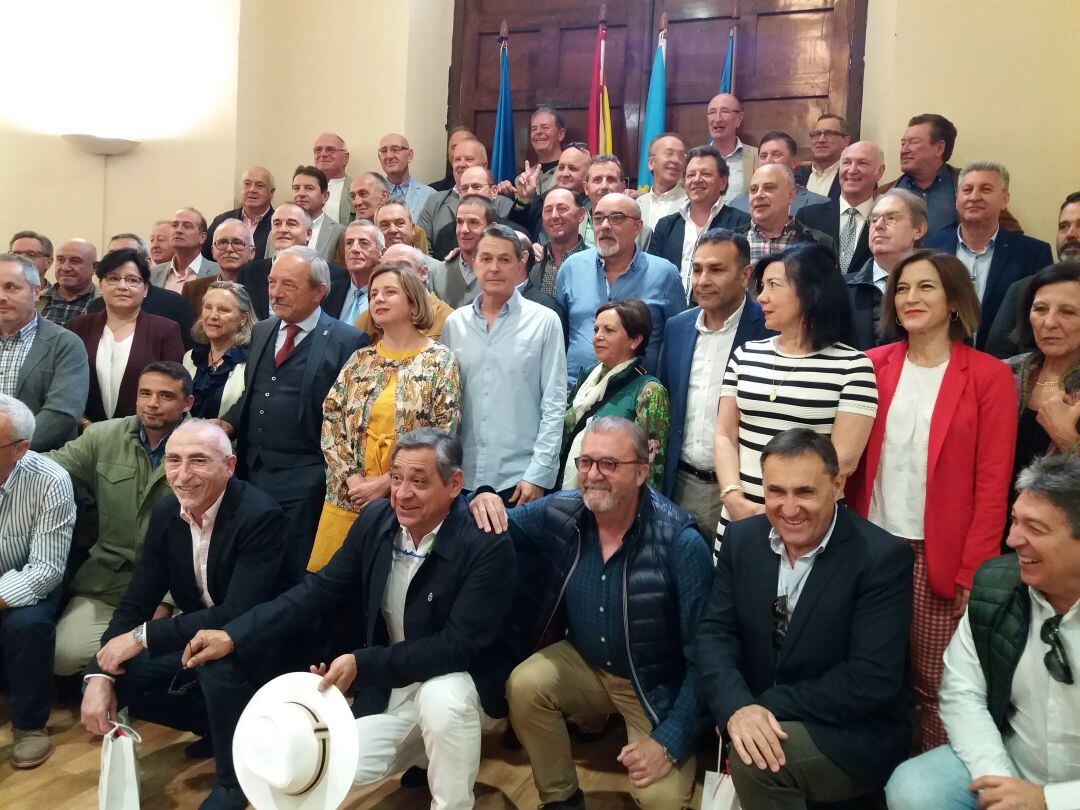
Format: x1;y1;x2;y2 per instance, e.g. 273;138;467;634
677;197;728;297
308;212;327;250
96;326;134;419
326;178;345;223
274;307;322;353
721;138;750;202
806;160;841;197
839;194;875;248
638;183;688;230
872;261;889;293
941;590;1080;809
180;490;226;609
680;302;745;469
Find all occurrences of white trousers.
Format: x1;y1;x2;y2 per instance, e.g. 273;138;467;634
353;672;499;810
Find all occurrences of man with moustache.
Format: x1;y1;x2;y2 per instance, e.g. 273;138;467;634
313;132;353;225
470;417;713;810
706;92;758;201
183;219;256;317
417;139;513;246
202;166;275;261
530;188;587;296
797;140;885;274
36;238;99;327
658;230;772;538
637;133;689;230
648;144;751;298
579;156;653;251
150;208;219;292
378;132;435;221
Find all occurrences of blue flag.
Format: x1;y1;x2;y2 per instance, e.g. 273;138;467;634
491;42;516;184
636;35;667;192
719;28;735;93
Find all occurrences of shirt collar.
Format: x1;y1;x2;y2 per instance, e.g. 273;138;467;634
695;298;745;335
679;195;726;222
651;182;685;202
471;287;522;318
840;195;876;220
872;261;890;286
170;253;203;277
1;313;38;342
958;226;999;256
139;416;185;460
719;137;745;160
751;218;797;238
281;307;323;335
180;487;226;531
243;205;272;224
399;520;443;556
391;176;413;193
311;212;326;229
768;506;839;560
0;454;27;493
597;247;645;276
811;159;841;179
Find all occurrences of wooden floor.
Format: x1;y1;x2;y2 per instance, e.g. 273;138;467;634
0;699;712;808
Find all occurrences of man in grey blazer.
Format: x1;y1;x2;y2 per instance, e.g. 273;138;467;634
0;253;89;451
313;132;354;225
149;208;220;290
417;138;513;249
290;165;346;264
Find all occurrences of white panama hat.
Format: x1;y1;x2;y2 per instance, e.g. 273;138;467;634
232;672;360;810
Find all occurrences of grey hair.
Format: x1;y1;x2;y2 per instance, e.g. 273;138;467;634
582;416;649;463
0;393;35;442
277;245;330;287
168;418;234;457
959;160;1011;192
348;219;386;250
760;428;840;477
875;188;929;233
276;203;313;228
1015;454;1080;539
191;280;259;346
9;230;53;256
0;252;41;288
359;172;391;193
391;428;463;484
109;232;150;258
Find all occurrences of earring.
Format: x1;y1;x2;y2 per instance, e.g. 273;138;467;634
950;311;958;321
896;316;902;326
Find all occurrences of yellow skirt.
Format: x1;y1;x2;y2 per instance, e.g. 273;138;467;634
307;500;360;572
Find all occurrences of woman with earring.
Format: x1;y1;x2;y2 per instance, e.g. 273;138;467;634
846;249;1017;750
183;281;258;418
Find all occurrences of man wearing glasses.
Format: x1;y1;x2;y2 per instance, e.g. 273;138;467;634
8;230;54;282
313;132;353;225
706;92;758;202
470;416;713;810
696;429;913;809
794;114;851;200
557;192;685;388
182;219;256;317
888;453;1080;809
377;132;434;221
81;419;291;810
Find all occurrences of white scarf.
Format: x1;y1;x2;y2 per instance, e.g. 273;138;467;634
561;358;638;490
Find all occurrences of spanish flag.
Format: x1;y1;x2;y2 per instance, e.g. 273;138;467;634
587;19;613;155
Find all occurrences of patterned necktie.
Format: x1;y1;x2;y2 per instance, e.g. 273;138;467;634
274;324;301;367
839;207;859;273
390;184;406;203
346;288;365;325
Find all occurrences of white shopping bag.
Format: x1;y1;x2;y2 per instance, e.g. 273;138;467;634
99;722;142;810
701;749;740;810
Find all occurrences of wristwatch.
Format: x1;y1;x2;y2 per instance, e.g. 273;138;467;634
132;623;146;647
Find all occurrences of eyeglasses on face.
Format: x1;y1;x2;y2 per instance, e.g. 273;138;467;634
1042;615;1074;685
809;129;847;139
868;212;906;227
575;455;644;475
102;275;145;287
709;107;742;118
13;250;49;260
212;238;251;251
591;212;640;227
378;146;408;155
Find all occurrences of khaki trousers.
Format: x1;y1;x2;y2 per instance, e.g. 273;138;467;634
507;640;696;809
672;468;724;545
54;595;114;676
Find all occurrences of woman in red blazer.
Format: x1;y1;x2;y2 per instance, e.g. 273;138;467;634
67;248;185;423
846;250;1017;750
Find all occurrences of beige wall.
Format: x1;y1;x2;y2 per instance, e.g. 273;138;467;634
861;0;1080;247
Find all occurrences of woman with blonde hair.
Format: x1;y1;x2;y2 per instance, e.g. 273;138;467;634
183;280;258;417
309;261;461;570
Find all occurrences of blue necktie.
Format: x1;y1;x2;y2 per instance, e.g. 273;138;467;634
346;288;365;324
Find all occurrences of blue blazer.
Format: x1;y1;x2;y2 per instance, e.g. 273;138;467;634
657;295;774;496
647;206;751;271
921;227;1053;350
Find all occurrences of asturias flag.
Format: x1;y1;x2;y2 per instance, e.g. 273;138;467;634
719;27;735;94
636;29;667;192
491;38;516;184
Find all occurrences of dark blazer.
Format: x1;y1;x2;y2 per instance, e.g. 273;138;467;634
696;507;914;787
647;206;751;271
68;309;185;422
16;316;89;451
86;478;294;675
921;226;1053;350
222;310;369;465
520;276;568;341
201;207;274;262
657;297;773;496
844;258;884;351
796;199;872;273
235;257;351;320
87;285;196;350
224;496;516;718
984;276;1035;360
793;165;842;201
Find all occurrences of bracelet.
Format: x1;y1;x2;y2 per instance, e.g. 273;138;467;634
719;483;742;499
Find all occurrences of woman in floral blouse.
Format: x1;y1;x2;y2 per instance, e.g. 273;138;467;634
559;298;670;490
308;262;461;571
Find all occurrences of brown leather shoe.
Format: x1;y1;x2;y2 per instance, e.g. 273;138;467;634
12;728;53;769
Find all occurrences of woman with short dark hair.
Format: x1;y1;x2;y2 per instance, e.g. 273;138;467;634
67;248;185;421
559;298;669;488
714;243;878;540
847;249;1017;750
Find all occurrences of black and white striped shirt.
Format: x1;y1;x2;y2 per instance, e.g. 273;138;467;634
719;338;877;524
0;450;75;607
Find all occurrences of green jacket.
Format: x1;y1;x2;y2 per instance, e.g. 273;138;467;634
967;554;1029;731
46;416;172;605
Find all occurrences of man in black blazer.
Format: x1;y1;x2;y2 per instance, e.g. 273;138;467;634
80;419;293;810
921;161;1053;350
184;429;516;810
648;144;750;298
220;246;368;577
696;429;913;808
201;166;275;261
793;113;851;202
796;140;885;274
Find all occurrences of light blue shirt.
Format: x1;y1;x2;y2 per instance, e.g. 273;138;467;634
556;247;687;388
769;506;838;617
441;290;567;491
339;284;369;323
389;175;435;223
956;227;998;302
728;186;830;217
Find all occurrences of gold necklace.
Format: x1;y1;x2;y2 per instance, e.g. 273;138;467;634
770;353;806;401
1034;376;1059;388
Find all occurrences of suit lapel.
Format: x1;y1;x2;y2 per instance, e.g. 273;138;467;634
299;313;333;437
981;231;1014;325
15;320;51;391
117;311;152;413
366;529;395;643
927;343;969;477
205;479;240;599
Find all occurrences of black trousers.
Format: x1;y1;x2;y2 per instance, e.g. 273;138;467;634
117;651;257;790
244;458;326;580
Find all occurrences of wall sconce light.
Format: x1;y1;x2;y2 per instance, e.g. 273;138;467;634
62;133;140;156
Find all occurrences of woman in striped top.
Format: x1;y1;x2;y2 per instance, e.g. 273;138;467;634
713;244;878;539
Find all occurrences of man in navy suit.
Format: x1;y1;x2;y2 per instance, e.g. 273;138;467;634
218;246;368;577
648;145;750;299
201;166;275;261
696;430;913;808
81;419;293;810
658;230;772;541
921;161;1053;350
